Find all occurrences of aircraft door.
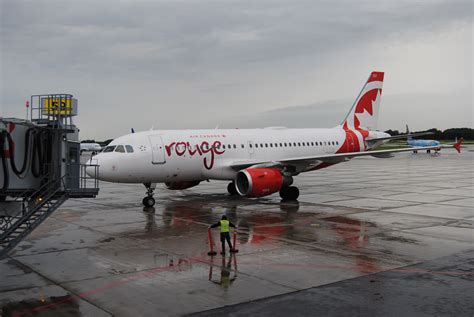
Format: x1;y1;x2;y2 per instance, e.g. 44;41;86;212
149;135;166;164
66;141;80;189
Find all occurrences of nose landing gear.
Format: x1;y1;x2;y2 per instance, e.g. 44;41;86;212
143;183;156;207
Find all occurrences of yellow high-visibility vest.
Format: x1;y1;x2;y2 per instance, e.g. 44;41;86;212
220;220;230;233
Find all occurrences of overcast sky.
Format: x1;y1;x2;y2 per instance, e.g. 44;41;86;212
1;0;472;140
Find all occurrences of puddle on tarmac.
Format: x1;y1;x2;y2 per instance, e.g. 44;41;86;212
1;294;80;317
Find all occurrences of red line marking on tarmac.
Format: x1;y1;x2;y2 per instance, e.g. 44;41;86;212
15;254;208;317
15;253;472;316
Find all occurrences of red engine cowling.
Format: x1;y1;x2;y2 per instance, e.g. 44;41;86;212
235;168;283;197
165;181;200;190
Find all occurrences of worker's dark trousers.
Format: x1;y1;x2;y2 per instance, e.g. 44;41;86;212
220;232;232;252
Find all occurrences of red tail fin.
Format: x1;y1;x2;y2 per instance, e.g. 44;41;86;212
454;138;463;153
342;71;384;131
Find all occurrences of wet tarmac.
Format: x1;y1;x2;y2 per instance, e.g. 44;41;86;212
1;149;473;316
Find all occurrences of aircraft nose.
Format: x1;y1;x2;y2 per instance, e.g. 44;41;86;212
85;156;100;179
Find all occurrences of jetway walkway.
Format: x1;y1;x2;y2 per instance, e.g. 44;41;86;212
0;94;99;258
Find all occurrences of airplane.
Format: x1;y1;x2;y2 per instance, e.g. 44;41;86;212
86;71;463;207
80;142;102;155
405;125;441;153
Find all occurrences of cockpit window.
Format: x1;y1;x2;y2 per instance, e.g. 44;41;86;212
125;145;134;153
115;145;126;153
104;146;116;152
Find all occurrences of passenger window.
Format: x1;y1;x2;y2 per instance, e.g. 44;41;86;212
125;145;134;153
320;142;323;146
233;144;236;149
115;145;126;153
104;146;116;152
284;143;287;146
256;144;259;148
270;144;273;147
289;143;292;147
298;142;301;146
241;144;244;148
260;143;263;147
311;142;314;146
223;145;226;149
324;142;327;146
265;143;268;147
279;143;283;147
249;144;253;148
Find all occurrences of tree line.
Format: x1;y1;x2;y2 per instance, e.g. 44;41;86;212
384;128;473;140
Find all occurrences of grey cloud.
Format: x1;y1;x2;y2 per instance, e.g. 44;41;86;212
217;92;474;131
2;0;471;79
1;0;472;139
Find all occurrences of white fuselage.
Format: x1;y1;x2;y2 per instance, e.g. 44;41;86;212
90;127;389;184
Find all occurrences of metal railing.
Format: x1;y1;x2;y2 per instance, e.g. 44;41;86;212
29;94;75;130
0;175;64;247
64;163;100;197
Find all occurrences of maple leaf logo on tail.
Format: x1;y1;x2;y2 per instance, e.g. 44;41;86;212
341;71;384;131
337;71;384;154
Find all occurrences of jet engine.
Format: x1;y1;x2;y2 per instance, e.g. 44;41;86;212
235;168;292;198
165;181;200;190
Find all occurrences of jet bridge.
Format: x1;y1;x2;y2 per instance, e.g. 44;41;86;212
0;94;99;258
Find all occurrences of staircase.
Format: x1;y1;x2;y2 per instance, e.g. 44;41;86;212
0;177;68;258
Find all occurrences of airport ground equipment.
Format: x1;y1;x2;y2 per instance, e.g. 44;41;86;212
231;231;239;253
207;228;238;256
0;94;99;258
207;228;217;256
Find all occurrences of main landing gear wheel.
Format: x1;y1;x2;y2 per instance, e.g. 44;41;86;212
279;186;299;201
227;182;238;195
142;183;156;207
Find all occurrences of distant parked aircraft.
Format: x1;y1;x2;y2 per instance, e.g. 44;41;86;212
80;143;102;154
406;125;441;153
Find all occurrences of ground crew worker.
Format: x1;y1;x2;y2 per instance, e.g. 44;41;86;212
209;215;236;255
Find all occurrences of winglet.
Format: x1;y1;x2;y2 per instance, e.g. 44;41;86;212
454;137;463;153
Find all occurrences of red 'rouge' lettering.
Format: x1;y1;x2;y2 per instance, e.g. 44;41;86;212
164;140;224;170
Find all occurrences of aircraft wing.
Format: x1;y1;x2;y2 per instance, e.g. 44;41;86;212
367;132;434;142
230;139;463;171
